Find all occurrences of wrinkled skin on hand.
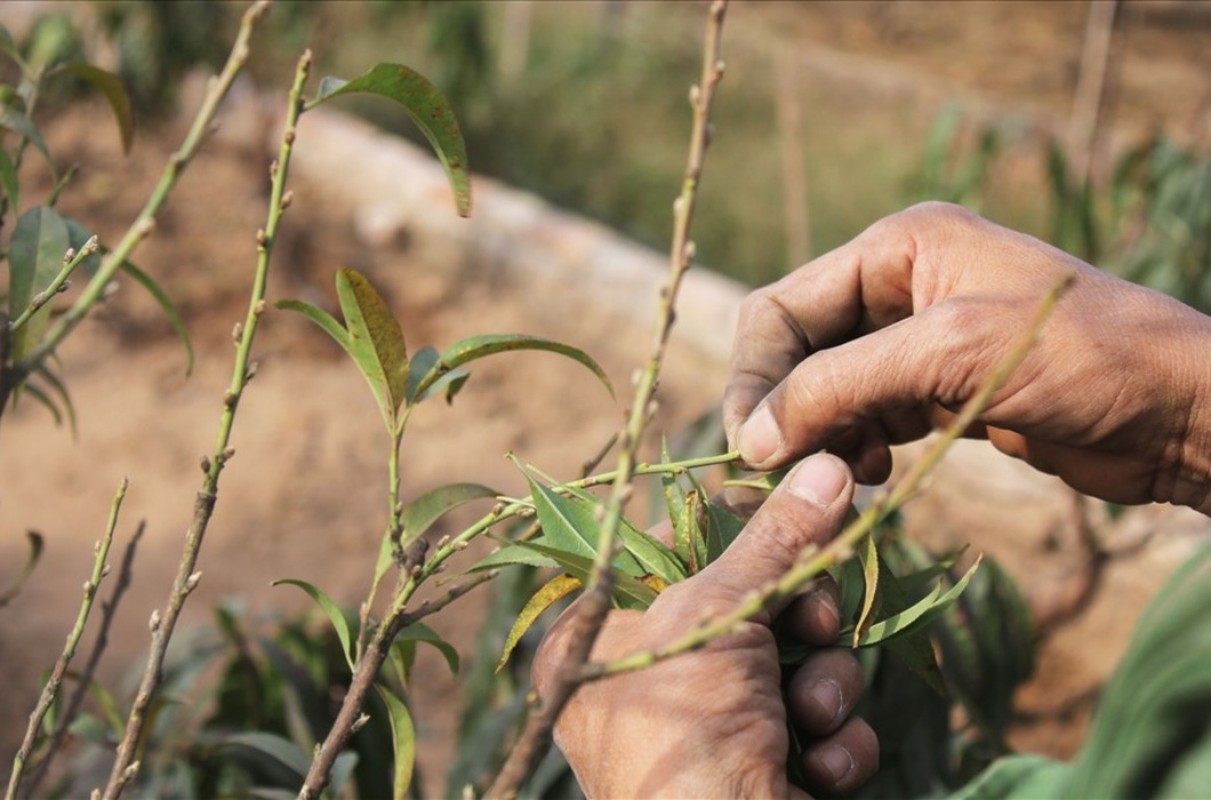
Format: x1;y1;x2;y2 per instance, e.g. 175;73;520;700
726;202;1211;513
532;455;879;798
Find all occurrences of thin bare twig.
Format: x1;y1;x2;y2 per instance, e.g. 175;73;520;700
23;522;145;800
5;479;129;800
98;40;305;800
486;3;729;796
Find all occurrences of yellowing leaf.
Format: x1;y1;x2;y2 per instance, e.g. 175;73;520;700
497;574;580;672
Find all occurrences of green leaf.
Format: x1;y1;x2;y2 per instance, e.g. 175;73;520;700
948;753;1068;799
397;621;459;676
401;482;497;545
858;555;983;647
616;520;688;585
0;24;19;63
0;530;44;608
310;63;471;217
404;346;439;404
63;670;124;737
219;731;309;779
8;205;69;358
276;298;351;350
527;477;643;576
336;268;409;426
512;539;657;610
0;105;51;168
703;499;746;564
497;573;580;672
468;541;559;572
374;683;416;800
415;334;612;401
0;146;17;209
33;365;76;439
119;259;193;375
22;380;62;426
59;64;134;153
272;579;355;671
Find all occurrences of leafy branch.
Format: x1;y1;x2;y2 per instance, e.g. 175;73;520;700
582;273;1075;681
486;2;729;796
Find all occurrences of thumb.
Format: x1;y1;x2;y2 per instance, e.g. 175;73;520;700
735;300;991;471
676;453;854;627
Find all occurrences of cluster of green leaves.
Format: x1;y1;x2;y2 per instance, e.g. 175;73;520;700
954;542;1211;799
0;19;190;430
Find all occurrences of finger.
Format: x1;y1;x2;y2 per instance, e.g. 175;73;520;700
800;716;880;795
787;648;865;735
736;297;1004;470
668;453;854;627
723;206;937;448
783;576;841;646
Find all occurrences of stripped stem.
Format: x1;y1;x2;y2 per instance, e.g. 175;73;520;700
487;3;729;797
98;44;307;800
583;273;1076;681
5;478;129;800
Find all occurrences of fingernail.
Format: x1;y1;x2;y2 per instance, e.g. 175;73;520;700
738;405;781;466
806;678;844;729
812;745;854;785
788;454;846;507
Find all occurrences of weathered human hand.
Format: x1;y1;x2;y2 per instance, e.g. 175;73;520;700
725;202;1211;512
532;454;879;798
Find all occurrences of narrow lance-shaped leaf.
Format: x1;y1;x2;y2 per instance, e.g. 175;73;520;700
468;541;559;572
526;476;643;576
336;268;409;428
272;578;355;671
118;260;194;376
34;364;76;439
308;63;471;217
0;531;43;608
8;205;69;358
219;732;309;780
0;23;19;63
0;105;52;169
59;64;134;153
858;555;983;647
396;622;459;676
853;533;881;648
512;539;657;610
276;298;351;349
0;147;18;209
404;346;439;404
414;334;612;401
374;683;417;800
497;574;580;672
22;380;62;426
374;482;498;587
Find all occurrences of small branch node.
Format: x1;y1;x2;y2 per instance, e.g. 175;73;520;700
185;571;203;593
254;299;267;316
280;190;294;211
350;713;371;734
232;321;244;343
148;609;161;632
199;455;211;474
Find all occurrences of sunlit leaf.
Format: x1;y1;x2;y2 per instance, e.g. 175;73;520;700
401;482;496;545
8;205;69;358
60;64;134;153
336;268;409;426
276;298;351;351
527;477;643;576
497;573;580;672
0;147;17;209
119;260;193;376
219;731;309;779
0;105;51;169
0;530;44;608
512;540;657;610
853;533;881;648
309;63;472;217
858;556;983;647
616;520;687;585
272;578;355;670
374;683;416;800
414;334;612;401
468;541;559;572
